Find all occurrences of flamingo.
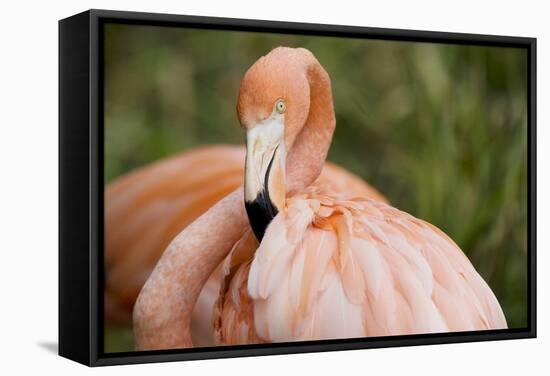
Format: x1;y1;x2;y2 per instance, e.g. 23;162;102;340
104;146;386;337
133;47;507;350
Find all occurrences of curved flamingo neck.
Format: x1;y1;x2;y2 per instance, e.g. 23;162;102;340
133;188;247;349
133;49;336;349
286;56;336;194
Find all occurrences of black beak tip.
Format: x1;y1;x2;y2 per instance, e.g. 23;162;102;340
245;190;279;242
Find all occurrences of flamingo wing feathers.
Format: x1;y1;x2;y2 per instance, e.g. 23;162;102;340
214;186;507;344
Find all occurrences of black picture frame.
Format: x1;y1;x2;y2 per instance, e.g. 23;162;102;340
59;8;537;367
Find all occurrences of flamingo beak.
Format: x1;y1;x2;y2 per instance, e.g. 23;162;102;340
244;116;286;241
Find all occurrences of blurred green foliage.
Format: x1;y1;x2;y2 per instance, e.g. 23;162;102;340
104;23;528;352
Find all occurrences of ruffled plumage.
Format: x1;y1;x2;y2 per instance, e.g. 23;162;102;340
213;184;507;344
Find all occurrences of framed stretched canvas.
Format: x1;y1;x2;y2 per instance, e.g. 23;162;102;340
58;9;537;366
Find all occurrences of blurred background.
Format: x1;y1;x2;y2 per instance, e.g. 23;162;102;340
104;23;528;352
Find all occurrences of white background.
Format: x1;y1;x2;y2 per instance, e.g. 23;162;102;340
0;0;547;374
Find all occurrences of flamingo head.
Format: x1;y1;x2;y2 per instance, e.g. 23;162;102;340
237;47;316;241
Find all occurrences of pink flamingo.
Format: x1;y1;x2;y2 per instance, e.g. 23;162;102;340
133;47;507;350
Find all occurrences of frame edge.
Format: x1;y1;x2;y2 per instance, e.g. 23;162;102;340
58;10;93;367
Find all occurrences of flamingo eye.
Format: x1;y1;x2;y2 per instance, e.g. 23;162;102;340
275;99;286;114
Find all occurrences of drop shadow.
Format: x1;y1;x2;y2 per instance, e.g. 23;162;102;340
37;341;58;354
